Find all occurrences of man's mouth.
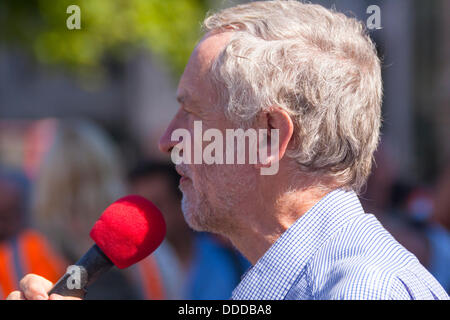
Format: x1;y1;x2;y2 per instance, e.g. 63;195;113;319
179;176;189;184
175;166;191;183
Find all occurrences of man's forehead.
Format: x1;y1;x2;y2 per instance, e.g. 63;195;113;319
177;31;233;105
194;31;233;66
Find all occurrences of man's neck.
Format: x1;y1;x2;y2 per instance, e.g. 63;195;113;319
227;185;332;265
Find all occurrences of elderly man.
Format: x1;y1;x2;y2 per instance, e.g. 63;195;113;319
9;1;448;300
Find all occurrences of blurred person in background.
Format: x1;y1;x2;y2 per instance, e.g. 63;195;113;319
32;119;175;299
425;163;450;292
362;147;450;293
361;145;430;267
432;162;450;232
0;167;64;299
129;161;250;299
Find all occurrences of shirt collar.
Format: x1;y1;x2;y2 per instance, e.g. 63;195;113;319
231;188;365;300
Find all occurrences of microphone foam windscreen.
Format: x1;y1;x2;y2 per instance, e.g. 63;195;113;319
90;195;166;269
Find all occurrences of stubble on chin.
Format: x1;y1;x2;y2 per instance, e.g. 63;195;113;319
179;166;253;236
180;190;234;235
181;191;210;232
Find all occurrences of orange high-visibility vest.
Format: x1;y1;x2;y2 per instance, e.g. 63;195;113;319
136;256;166;300
0;229;66;299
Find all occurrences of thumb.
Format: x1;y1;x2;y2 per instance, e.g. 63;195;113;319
49;293;82;300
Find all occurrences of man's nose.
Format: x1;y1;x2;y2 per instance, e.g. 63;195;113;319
158;112;182;154
158;126;176;155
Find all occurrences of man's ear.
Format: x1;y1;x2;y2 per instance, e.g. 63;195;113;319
255;107;294;170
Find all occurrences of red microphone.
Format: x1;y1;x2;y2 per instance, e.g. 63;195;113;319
48;195;166;298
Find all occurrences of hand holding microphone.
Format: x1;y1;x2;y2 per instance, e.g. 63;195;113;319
7;195;166;300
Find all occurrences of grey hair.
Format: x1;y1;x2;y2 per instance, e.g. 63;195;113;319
203;0;383;192
33;119;127;258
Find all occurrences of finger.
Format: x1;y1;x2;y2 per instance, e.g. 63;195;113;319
19;274;53;300
49;293;82;300
6;290;26;300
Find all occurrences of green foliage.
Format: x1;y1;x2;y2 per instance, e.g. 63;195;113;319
0;0;209;79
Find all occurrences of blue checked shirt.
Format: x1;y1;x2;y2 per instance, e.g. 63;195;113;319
231;189;449;300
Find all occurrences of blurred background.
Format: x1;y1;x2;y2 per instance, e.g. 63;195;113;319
0;0;449;299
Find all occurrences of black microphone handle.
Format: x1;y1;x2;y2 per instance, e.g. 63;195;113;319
48;244;114;298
